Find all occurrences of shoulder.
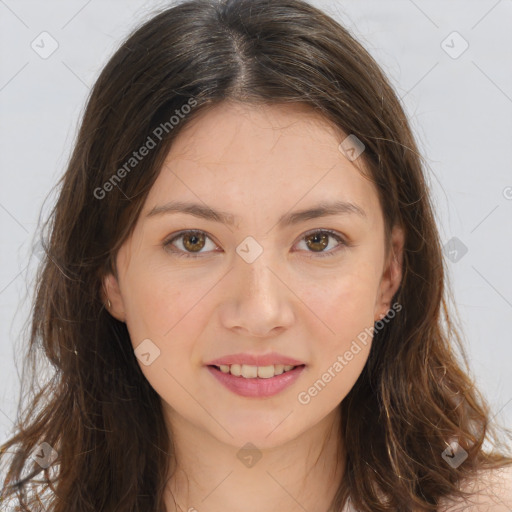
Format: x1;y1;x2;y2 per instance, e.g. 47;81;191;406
438;464;512;512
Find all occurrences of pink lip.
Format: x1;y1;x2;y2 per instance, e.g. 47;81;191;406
207;365;306;398
205;352;305;367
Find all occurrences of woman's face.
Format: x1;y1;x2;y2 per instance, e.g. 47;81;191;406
104;101;403;449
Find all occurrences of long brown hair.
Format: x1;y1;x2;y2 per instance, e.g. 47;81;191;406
1;0;510;510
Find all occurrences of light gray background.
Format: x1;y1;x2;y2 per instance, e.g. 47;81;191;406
1;0;511;445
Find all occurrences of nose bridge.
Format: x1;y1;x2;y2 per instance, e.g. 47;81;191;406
236;246;279;302
221;242;294;336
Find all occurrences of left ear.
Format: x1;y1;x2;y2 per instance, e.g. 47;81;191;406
374;224;404;322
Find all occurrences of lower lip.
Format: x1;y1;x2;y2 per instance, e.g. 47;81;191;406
206;365;306;398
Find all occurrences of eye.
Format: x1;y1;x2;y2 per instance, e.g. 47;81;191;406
294;229;347;257
163;230;218;258
163;229;347;259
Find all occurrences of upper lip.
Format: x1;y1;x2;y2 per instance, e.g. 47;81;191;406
205;352;305;367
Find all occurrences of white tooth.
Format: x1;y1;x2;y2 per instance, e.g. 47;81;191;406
257;365;276;379
224;363;298;378
274;364;285;375
241;364;258;378
230;364;242;376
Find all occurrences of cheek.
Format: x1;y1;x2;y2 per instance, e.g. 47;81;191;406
119;270;205;403
120;265;201;337
120;273;166;344
120;266;220;385
301;263;380;341
297;274;376;409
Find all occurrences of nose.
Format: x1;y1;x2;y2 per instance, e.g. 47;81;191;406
219;250;295;338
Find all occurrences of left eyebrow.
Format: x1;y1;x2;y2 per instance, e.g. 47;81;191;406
278;200;367;227
145;199;367;227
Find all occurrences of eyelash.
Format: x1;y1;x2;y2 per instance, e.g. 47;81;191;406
162;229;348;259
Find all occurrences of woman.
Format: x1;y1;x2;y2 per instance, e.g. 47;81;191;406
1;0;511;510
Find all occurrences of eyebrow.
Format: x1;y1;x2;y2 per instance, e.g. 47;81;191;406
146;199;367;227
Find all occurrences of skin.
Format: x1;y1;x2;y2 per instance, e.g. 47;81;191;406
103;101;405;512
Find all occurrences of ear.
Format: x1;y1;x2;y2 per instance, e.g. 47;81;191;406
101;272;127;322
374;225;404;322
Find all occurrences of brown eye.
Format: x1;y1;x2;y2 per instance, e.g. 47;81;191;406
182;231;206;252
164;229;346;259
296;229;346;257
164;230;217;258
304;232;330;252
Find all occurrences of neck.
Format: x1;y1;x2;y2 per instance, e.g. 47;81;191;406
163;407;344;512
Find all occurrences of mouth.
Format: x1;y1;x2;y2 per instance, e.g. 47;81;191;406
206;363;306;398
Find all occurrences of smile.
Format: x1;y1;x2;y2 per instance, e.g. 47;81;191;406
207;364;306;398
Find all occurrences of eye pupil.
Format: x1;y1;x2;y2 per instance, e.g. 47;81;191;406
183;232;205;252
306;232;329;252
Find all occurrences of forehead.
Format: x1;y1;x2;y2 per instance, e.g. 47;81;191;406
143;101;382;227
165;101;346;167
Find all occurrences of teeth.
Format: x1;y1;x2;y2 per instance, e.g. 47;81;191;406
217;363;297;378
